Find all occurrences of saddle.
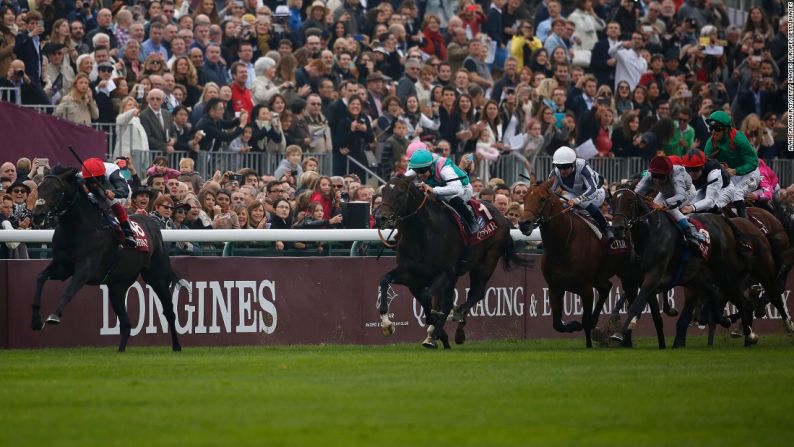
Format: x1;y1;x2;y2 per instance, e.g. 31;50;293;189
444;198;499;246
570;210;629;254
106;215;150;253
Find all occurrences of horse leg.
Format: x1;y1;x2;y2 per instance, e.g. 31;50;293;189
46;267;92;324
107;283;132;352
580;287;595;348
453;268;494;345
378;269;398;336
662;290;679;316
32;262;56;330
549;287;582;334
149;277;182;352
590;280;612;345
427;274;454;346
646;291;666;349
673;289;698;348
610;275;657;345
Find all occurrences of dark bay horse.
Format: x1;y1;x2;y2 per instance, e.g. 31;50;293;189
518;178;665;348
377;175;530;348
610;189;782;347
30;166;181;352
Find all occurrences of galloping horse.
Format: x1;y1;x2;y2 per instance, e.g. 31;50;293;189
30;166;182;352
518;178;665;348
610;188;783;347
377;175;530;348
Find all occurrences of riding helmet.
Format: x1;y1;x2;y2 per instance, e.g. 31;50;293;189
648;155;673;176
706;110;732;128
408;150;434;170
552;146;576;165
81;158;106;179
681;149;706;168
405;140;428;160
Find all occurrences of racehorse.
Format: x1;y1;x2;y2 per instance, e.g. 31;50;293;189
518;178;666;348
30;166;182;352
377;175;530;348
610;188;782;347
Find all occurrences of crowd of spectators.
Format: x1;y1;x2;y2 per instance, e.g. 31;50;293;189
1;0;793;258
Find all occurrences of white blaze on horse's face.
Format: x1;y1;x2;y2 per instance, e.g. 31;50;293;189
35;199;46;206
388;184;395;189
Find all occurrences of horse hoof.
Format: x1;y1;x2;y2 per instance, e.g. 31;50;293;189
664;308;679;317
32;318;44;331
173;345;182;352
749;332;759;345
609;333;623;343
784;319;794;333
567;321;583;332
381;324;395;337
421;338;437;349
454;327;466;345
45;314;61;325
729;329;743;338
627;317;638;331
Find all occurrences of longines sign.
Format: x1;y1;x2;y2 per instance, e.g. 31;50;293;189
0;258;791;349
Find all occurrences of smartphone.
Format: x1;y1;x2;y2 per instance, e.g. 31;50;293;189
642;25;653;33
353;34;364;42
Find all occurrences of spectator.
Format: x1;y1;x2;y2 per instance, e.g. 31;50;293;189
274;145;304;182
0;6;16;77
53;73;98;125
13;11;44;87
150;195;175;230
608;32;648;91
270;198;294;251
0;59;50;105
212;189;240;229
114;96;149;159
493;193;510;215
196;97;247;151
612;110;643;157
246;201;269;229
140;88;175;152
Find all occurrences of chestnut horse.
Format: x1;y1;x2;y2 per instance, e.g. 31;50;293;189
518;178;666;348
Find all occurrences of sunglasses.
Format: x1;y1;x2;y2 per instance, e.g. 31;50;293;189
160;205;174;210
98;67;114;72
333;184;344;188
151;61;162;65
684;167;702;172
710;125;725;132
555;164;574;170
11;188;27;193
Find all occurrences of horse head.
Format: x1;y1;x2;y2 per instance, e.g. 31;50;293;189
610;187;649;239
379;174;424;227
32;166;80;227
518;177;562;235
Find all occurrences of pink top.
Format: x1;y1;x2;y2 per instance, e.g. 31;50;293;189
754;159;778;201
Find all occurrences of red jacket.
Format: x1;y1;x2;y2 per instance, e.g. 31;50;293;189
230;82;253;121
420;28;447;60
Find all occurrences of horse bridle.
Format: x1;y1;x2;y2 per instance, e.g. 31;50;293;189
38;174;78;220
612;189;658;229
377;182;430;248
524;188;573;229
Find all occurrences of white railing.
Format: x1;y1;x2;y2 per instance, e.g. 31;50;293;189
0;228;540;243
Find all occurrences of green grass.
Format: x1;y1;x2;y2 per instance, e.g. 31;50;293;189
2;336;794;447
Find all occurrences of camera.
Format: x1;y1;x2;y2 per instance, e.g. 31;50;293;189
14;70;24;78
290;170;298;177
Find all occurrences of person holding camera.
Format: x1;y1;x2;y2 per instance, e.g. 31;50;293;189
0;59;50;105
196;97;247;151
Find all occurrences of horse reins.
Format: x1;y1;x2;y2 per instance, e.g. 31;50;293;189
377;187;430;248
40;175;78;219
612;189;659;229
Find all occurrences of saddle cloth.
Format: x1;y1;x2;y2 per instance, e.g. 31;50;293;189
111;219;151;253
571;210;629;254
447;198;500;246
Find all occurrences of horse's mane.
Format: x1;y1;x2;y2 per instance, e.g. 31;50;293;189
49;165;79;179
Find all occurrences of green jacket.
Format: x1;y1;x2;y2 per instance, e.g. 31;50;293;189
663;125;695;156
704;130;758;175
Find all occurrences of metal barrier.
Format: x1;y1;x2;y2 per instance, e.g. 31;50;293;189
344;155;386;185
130;149;334;180
0;86;21;105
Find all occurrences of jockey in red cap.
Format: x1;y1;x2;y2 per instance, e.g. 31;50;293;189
678;149;734;215
81;157;137;248
635;155;705;245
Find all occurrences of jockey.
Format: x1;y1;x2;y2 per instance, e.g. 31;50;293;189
679;149;733;215
405;149;478;232
80;157;136;248
548;146;613;239
746;159;779;211
636;155;705;245
704;110;759;217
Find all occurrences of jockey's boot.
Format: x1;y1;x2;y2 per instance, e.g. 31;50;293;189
733;200;747;218
111;202;137;248
586;203;613;240
119;221;137;248
450;197;478;234
678;219;704;246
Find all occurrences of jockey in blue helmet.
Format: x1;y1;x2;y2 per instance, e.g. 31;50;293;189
406;149;477;232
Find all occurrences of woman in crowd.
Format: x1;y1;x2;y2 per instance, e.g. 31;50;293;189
54;73;98;125
75;54;95;77
114;96;149;158
743;6;772;40
191;82;219;125
0;6;16;77
142;54;166;77
171;56;201;108
528;49;552;77
632;85;654;122
614;80;634;118
334;96;374;181
150;195;175;230
48;18;78;67
270;198;293;251
250;104;285;153
170;202;201;255
193;0;221;25
567;0;605;52
509;21;542;69
454;93;480;155
309;175;341;220
251;56;282;106
611;110;642;158
234;204;248;228
246;201;269;229
212;189;240;229
420;14;446;61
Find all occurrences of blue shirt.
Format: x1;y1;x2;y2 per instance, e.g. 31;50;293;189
141;39;169;60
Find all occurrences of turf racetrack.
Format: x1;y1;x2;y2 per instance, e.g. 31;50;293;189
2;335;793;446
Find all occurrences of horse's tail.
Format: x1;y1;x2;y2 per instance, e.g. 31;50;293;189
502;232;534;271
